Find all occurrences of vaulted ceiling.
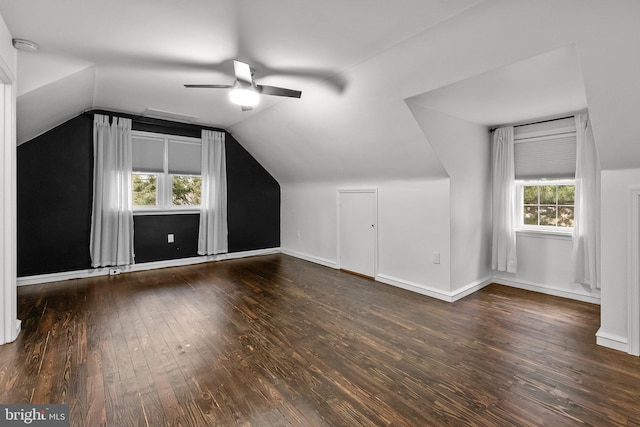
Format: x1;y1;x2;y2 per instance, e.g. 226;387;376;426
1;0;639;183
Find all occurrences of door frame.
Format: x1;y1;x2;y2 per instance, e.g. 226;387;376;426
337;188;378;278
628;187;640;356
0;54;18;345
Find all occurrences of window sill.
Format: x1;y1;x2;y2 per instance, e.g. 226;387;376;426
515;228;573;240
133;209;200;216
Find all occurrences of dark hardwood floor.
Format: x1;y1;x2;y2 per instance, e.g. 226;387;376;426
1;254;639;426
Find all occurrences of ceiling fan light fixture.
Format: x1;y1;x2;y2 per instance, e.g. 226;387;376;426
229;87;259;107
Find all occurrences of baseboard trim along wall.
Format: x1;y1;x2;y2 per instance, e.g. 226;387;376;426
280;251;602;305
279;248;339;269
492;277;601;305
376;274;492;303
596;329;629;353
17;248;281;286
452;277;495;301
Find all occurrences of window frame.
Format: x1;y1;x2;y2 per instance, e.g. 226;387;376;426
515;178;575;236
131;131;202;214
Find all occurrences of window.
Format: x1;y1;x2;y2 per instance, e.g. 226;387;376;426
517;180;575;231
513;116;577;233
131;131;202;211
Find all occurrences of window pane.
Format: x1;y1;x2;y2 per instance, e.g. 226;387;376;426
523;206;538;225
172;175;202;206
539;205;557;225
132;136;164;173
539;185;557;204
168;140;201;175
558;185;575;205
558;206;574;227
133;173;157;206
523;186;538;204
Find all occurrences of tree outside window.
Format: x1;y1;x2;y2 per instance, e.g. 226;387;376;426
133;173;157;207
172;175;201;206
522;182;575;228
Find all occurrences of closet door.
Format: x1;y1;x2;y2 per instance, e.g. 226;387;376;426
338;190;377;278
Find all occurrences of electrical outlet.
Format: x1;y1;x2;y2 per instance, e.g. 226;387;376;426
168;234;174;243
432;252;440;264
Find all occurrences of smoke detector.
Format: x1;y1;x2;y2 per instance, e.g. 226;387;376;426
12;39;38;52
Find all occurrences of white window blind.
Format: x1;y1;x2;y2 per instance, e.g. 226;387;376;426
514;117;576;180
168;139;201;175
132;136;164;172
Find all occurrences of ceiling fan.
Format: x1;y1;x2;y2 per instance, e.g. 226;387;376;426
184;60;302;111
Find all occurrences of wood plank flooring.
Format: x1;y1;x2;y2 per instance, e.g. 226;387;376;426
1;254;639;426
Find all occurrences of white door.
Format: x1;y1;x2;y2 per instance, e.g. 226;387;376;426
338;190;376;277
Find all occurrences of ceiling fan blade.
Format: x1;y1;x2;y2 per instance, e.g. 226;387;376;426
184;84;234;89
241;106;253;112
233;60;253;85
257;85;302;98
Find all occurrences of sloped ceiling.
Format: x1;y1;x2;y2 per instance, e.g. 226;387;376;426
17;66;95;144
407;45;588;128
0;0;482;144
1;0;640;181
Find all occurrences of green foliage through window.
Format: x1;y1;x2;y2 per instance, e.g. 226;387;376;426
133;173;157;207
172;175;202;206
522;183;574;228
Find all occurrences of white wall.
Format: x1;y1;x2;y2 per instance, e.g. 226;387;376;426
493;233;599;304
281;178;453;298
0;15;15;74
599;168;640;351
281;182;338;267
0;10;18;345
406;104;492;292
376;179;450;293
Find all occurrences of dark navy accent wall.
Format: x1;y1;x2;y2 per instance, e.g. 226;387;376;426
17;112;280;277
226;134;281;253
17;114;94;276
133;214;200;263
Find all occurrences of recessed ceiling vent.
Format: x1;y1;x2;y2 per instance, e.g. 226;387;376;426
12;38;38;52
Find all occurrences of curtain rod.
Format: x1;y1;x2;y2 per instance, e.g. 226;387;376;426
489;109;587;133
83;109;227;133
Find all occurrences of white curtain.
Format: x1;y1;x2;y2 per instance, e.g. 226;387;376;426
90;114;134;267
572;113;601;288
198;130;228;255
491;126;517;273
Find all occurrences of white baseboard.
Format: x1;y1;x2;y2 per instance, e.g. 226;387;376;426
127;248;281;273
492;277;601;305
376;274;451;301
280;248;338;269
15;319;21;338
17;248;281;286
376;274;492;303
17;267;111;286
596;329;629;353
451;277;494;301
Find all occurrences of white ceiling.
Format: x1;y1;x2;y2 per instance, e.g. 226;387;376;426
0;0;481;140
1;0;640;181
407;45;587;127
